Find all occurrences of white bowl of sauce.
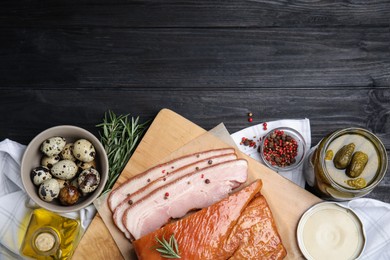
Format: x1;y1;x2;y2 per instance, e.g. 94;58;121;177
297;202;366;260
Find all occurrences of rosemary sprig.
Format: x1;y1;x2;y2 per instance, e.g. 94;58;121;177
154;233;181;259
96;111;149;195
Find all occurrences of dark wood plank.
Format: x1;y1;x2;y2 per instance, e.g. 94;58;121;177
0;0;389;28
1;88;388;147
0;28;389;89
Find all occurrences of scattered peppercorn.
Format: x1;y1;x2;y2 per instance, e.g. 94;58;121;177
240;137;257;149
263;122;268;131
205;179;210;184
248;117;253;123
128;200;133;205
208;160;213;165
261;129;298;168
248;112;253;117
164;192;170;199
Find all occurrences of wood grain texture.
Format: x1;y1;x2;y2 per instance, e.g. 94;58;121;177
0;0;390;28
0;88;388;146
0;28;389;89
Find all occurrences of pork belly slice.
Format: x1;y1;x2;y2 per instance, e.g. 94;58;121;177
108;148;235;211
132;180;263;260
113;153;237;239
123;159;249;240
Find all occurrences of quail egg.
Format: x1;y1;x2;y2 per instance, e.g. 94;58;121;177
38;179;60;202
40;137;66;157
31;166;52;186
73;139;96;163
77;160;97;171
41;154;61;168
60;143;76;161
51;160;78;180
59;185;80;206
78;168;100;194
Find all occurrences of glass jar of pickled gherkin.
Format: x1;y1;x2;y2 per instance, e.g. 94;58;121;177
303;128;388;200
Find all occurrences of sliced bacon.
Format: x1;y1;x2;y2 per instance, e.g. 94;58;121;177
123;159;248;240
113;153;238;239
108;148;235;212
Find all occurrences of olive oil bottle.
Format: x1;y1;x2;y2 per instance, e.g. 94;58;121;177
20;208;81;259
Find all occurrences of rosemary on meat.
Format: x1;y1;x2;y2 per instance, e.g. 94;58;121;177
96;111;149;195
154;233;181;259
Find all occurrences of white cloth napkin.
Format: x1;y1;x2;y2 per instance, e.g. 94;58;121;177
341;199;390;259
0;139;96;259
231;119;311;188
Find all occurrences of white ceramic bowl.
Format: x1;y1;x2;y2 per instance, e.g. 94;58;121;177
21;125;108;213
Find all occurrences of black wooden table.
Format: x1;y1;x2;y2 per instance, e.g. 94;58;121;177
0;1;389;202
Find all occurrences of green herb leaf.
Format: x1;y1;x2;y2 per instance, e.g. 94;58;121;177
96;110;149;195
154;234;181;259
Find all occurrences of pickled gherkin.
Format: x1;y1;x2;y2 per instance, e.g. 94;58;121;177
333;143;355;169
325;150;333;160
345;178;367;189
346;151;368;178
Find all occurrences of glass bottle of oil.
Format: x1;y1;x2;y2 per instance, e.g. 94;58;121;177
20;208;81;259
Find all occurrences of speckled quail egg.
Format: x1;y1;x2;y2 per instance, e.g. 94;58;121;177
77;160;97;171
78;168;100;194
31;166;52;186
59;185;80;206
51;160;78;180
41;154;61;168
40;137;66;157
38;179;60;202
73;139;96;163
60;143;76;161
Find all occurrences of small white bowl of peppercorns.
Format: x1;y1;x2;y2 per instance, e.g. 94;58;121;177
259;127;306;172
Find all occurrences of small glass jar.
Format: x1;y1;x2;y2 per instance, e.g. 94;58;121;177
259;127;307;172
20;208;81;259
303;127;388;200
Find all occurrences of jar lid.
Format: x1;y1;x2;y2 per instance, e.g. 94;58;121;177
297;202;366;260
32;227;60;256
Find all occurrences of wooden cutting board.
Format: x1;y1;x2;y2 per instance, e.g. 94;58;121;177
73;108;321;259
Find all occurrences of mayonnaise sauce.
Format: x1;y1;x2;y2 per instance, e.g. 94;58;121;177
297;202;365;260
